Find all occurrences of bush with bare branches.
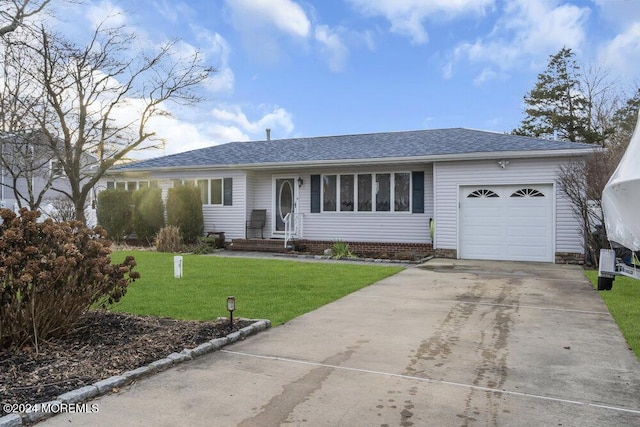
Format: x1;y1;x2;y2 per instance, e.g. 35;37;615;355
0;208;139;351
557;146;626;265
156;225;183;253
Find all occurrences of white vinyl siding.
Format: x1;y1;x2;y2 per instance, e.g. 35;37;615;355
245;166;432;242
203;173;244;239
246;170;280;237
433;157;583;258
99;162;445;245
304;165;432;243
148;170;246;240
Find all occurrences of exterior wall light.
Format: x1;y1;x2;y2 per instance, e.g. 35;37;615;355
498;159;510;169
297;177;303;187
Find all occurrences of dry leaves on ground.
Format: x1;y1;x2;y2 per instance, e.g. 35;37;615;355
0;310;251;415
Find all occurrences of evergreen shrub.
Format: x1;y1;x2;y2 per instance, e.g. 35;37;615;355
166;186;203;244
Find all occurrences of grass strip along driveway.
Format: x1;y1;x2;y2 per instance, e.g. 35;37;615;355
110;251;403;326
585;271;640;361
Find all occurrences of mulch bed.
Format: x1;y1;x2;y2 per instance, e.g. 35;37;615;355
0;310;252;416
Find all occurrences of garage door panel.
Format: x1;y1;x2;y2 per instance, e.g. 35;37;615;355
464;205;503;217
460;184;553;262
507;242;549;257
506;223;548;237
465;243;504;258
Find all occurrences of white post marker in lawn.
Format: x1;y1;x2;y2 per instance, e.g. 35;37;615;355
174;256;183;278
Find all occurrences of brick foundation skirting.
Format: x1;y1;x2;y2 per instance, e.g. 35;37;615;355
434;248;457;259
230;239;582;265
293;239;433;261
555;252;584;265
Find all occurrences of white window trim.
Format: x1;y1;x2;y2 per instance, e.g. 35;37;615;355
50;160;65;178
184;178;226;206
106;180;157;191
320;171;412;213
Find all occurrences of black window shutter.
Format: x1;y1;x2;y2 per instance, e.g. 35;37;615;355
310;175;321;213
412;171;424;214
223;178;233;206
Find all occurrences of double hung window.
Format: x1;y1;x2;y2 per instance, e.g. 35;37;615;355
321;172;411;213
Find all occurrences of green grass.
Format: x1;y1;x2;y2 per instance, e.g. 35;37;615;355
109;251;403;325
585;270;640;360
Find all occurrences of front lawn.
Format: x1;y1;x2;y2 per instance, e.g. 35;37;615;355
110;251;403;325
585;270;640;360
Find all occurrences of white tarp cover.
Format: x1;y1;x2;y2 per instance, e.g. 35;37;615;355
602;111;640;251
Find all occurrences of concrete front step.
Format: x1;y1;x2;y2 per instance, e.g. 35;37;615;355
229;239;289;253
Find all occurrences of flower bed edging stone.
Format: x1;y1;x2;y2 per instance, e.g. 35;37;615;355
0;319;271;427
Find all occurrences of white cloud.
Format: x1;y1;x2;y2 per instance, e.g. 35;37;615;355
193;26;232;65
599;22;640;77
593;0;640;28
191;28;235;94
225;0;310;38
205;68;235;94
151;0;196;24
503;0;588;56
85;0;127;29
145;115;212;156
224;0;311;66
473;68;499;85
224;0;374;72
447;0;589;82
210;105;294;137
206;123;252;144
126;103;296;158
347;0;494;44
315;25;349;72
441;61;453;80
38;1;299;159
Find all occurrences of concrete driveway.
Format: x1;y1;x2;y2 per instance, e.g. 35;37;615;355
43;259;640;426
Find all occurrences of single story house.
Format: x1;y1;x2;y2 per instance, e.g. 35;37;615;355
104;128;595;263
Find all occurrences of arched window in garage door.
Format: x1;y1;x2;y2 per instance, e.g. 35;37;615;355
511;188;545;198
468;189;499;198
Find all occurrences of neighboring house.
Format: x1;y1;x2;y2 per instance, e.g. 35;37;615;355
104;128;595;263
0;131;98;225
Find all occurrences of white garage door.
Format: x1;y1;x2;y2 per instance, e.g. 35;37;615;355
459;184;553;262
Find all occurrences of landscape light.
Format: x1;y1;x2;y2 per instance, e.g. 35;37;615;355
227;296;236;328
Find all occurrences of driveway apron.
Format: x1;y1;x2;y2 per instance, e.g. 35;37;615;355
41;259;640;426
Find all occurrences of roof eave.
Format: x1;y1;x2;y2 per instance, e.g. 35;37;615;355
106;148;595;175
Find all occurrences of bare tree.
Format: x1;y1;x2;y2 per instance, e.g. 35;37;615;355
556;88;639;265
0;31;58;209
549;54;639;265
0;131;60;209
558;145;626;265
609;88;640;148
5;23;214;222
0;0;52;36
45;195;76;221
579;61;621;147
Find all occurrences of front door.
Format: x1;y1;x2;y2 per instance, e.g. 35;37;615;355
275;178;295;232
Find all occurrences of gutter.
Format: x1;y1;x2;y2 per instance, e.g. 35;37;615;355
107;148;596;175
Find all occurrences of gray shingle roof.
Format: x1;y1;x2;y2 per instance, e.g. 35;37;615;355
117;128;594;171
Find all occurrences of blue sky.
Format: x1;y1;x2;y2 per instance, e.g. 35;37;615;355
49;0;640;157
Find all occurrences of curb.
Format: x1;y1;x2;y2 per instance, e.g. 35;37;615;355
273;253;432;265
0;319;271;427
